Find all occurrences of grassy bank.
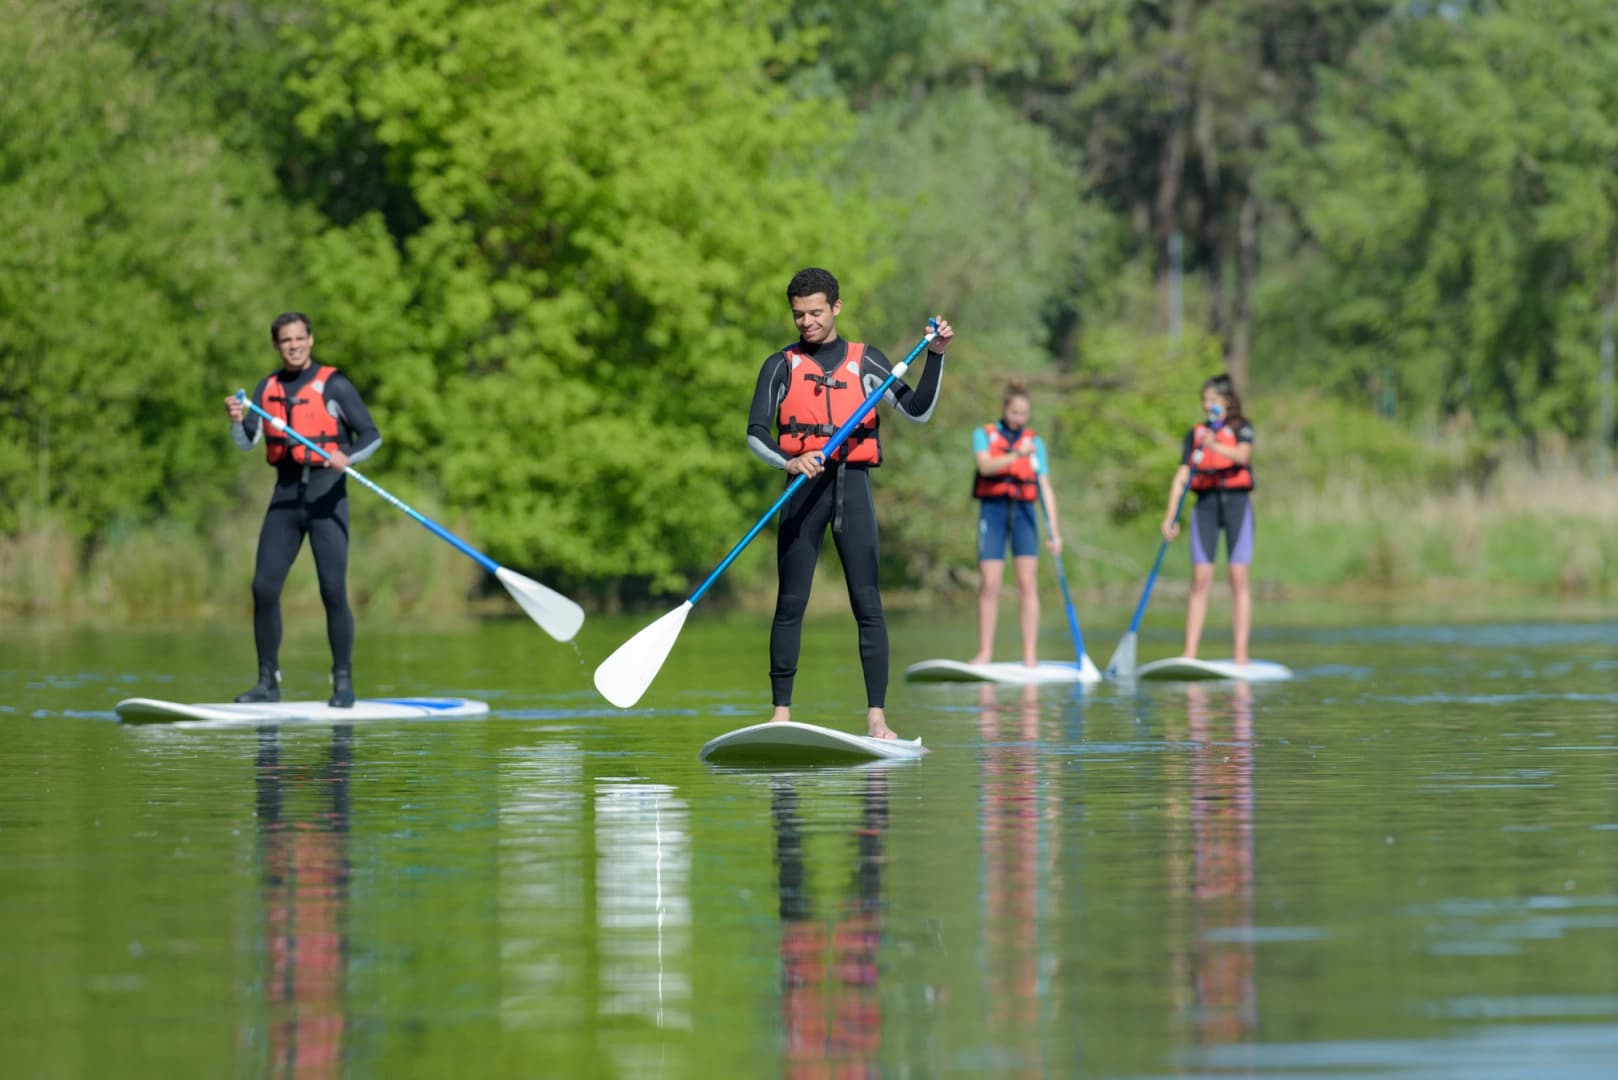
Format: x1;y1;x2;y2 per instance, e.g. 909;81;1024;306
0;487;480;624
4;390;1615;622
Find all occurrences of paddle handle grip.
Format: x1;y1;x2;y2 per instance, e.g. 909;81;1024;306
236;390;500;575
686;326;938;605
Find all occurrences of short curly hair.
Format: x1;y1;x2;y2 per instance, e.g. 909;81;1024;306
787;268;839;305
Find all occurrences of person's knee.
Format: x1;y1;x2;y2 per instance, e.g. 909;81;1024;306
316;574;349;608
773;591;809;624
1189;567;1215;594
251;575;283;607
848;584;885;621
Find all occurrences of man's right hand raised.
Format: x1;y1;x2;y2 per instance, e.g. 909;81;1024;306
225;395;246;423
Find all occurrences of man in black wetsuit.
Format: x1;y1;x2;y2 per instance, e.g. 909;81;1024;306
224;312;381;707
746;268;952;739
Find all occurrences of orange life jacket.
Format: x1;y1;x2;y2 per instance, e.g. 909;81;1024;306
973;423;1040;501
776;342;879;465
1189;424;1254;491
263;365;343;466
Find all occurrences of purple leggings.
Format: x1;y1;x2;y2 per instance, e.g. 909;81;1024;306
1189;489;1254;566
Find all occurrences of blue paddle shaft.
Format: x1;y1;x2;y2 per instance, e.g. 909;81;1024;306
236;391;500;576
1037;496;1086;662
1124;462;1197;635
687;328;937;605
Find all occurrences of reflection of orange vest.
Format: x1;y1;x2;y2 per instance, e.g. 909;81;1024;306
263;366;342;466
973;424;1040;501
776;343;878;464
1189;425;1253;491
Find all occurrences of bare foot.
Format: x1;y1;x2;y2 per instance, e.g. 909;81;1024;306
770;706;792;724
1022;656;1039;668
967;653;991;665
866;708;899;740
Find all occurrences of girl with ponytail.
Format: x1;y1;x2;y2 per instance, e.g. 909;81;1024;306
1159;372;1257;664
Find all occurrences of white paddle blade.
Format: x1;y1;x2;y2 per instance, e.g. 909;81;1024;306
1078;653;1103;685
496;566;585;642
593;601;693;708
1106;633;1137;679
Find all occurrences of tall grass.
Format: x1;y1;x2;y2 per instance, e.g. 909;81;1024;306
5;391;1615;620
2;491;480;623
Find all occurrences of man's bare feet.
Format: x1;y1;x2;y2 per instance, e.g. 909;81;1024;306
867;707;899;740
770;706;792;724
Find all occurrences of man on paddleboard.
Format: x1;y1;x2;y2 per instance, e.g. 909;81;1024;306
746;268;953;739
223;313;381;707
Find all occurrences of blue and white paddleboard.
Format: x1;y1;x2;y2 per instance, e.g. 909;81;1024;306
699;720;927;765
1134;658;1292;683
904;657;1102;686
114;697;490;724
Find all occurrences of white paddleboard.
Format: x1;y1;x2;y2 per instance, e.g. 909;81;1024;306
698;720;928;765
903;657;1102;686
1134;658;1293;683
115;697;490;724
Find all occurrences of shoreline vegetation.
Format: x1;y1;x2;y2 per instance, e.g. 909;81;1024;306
5;394;1614;625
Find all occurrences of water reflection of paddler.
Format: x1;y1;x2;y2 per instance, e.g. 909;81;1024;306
772;772;889;1074
977;683;1052;1071
255;724;352;1079
1167;682;1257;1053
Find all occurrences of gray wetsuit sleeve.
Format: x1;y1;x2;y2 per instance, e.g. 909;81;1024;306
325;373;383;464
746;353;791;469
863;346;944;423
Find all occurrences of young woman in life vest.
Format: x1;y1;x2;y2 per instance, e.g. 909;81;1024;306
1159;373;1256;664
970;379;1062;667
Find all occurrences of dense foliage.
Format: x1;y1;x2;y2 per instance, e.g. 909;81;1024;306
5;0;1616;605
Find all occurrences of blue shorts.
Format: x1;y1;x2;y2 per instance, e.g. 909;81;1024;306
977;498;1039;561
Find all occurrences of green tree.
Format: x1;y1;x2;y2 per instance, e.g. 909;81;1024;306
1265;0;1618;441
287;0;878;599
0;1;303;540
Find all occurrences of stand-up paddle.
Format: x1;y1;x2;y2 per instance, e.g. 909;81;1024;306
1106;458;1197;678
1037;493;1099;681
237;392;585;642
594;324;939;708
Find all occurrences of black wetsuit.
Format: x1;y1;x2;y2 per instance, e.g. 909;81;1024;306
747;338;944;708
234;366;381;673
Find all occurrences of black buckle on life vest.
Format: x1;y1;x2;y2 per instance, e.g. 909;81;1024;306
803;371;846;391
782;416;836;438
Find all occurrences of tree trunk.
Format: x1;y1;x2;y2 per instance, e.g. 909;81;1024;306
1155;0;1193;335
1230;185;1260;390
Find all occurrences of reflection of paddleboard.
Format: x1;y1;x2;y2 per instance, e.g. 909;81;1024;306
903;657;1102;685
698;721;927;765
1134;658;1292;683
115;697;490;724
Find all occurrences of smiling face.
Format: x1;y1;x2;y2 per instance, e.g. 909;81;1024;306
275;319;313;372
790;292;841;346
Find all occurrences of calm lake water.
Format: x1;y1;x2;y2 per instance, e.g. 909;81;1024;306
3;605;1616;1078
